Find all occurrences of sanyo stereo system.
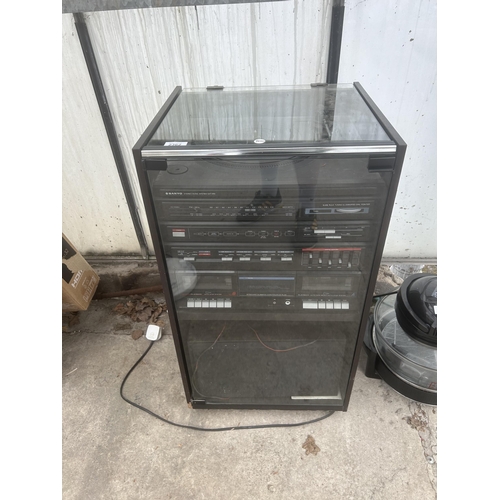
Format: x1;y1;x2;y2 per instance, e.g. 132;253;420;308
133;83;406;411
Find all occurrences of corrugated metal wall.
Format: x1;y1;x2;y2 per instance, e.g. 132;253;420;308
338;0;437;259
62;0;334;254
62;13;142;255
62;0;437;259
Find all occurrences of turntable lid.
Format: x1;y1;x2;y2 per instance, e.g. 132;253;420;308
146;84;393;148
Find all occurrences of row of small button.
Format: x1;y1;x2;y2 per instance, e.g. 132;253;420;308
183;256;293;262
303;300;349;310
187;299;232;308
189;230;296;238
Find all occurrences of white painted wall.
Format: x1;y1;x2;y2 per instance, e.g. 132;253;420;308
338;0;437;259
62;0;437;259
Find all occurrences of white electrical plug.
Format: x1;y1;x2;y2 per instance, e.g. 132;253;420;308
145;324;162;341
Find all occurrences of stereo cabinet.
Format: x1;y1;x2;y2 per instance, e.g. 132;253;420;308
133;83;406;411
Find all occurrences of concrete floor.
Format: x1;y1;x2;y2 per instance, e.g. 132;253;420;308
62;266;437;500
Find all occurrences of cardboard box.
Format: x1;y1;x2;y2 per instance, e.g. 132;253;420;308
62;233;100;311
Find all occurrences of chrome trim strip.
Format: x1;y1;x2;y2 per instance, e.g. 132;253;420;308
141;145;397;158
291;395;342;400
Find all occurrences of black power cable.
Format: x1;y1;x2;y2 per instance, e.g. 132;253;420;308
372;288;400;300
120;340;335;432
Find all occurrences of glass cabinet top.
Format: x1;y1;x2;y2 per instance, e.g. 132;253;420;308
146;84;393;148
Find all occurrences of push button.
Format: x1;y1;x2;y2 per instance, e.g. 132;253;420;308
303;300;318;309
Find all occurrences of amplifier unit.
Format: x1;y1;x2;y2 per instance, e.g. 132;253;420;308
161;222;372;243
168;246;364;270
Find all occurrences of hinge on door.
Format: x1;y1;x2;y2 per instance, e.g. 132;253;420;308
368;156;396;172
144;159;168;171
